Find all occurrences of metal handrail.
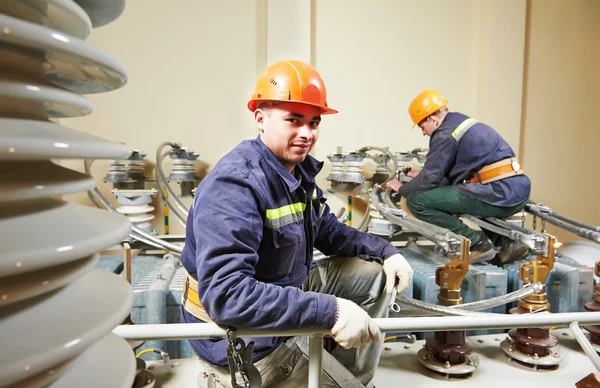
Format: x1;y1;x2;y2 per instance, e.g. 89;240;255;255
114;312;600;388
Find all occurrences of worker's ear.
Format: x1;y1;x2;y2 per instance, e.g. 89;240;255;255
255;109;267;133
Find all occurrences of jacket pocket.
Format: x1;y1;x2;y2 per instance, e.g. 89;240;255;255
272;221;304;248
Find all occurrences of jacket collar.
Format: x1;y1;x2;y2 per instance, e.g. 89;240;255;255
252;136;323;193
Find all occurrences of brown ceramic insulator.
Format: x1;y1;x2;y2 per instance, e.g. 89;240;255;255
585;301;600;312
508;327;558;357
583;325;600;346
576;372;600;388
426;331;473;365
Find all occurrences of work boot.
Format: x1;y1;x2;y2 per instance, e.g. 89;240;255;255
495;236;530;264
469;235;495;263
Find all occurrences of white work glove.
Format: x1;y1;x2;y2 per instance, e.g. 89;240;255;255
330;297;382;349
383;253;413;294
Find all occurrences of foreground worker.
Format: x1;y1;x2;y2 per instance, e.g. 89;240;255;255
180;59;413;387
386;90;531;262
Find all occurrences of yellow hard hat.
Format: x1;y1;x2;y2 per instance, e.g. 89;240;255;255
408;90;448;128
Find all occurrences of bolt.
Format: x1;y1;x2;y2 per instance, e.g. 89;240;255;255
443;273;449;280
495;338;501;342
280;366;291;375
404;346;410;349
553;353;561;358
445;361;451;369
533;353;539;360
384;347;391;351
443;283;448;289
526;268;533;274
508;346;514;352
477;339;484;344
562;332;569;336
467;360;473;366
148;365;155;370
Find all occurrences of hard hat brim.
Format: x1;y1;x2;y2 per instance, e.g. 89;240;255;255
248;99;338;115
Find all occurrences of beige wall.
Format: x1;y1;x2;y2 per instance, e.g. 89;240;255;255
62;1;261;234
520;0;600;243
63;0;597;242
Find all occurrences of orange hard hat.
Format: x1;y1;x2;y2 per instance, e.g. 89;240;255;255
408;90;448;128
247;59;338;115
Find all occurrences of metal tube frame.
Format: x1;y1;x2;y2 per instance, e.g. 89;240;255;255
526;203;600;243
569;322;600;372
114;312;600;388
371;188;465;257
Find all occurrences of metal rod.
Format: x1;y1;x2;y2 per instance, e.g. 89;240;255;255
526;205;600;243
113;312;600;341
308;335;324;388
552;212;600;232
569;322;600;372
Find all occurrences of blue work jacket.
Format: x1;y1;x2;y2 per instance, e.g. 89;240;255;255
399;112;531;206
180;136;399;367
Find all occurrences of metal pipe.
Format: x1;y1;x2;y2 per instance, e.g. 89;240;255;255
113;312;600;341
552;213;600;232
462;214;518;240
155;145;189;225
335;207;346;220
528;203;600;232
156;144;190;218
88;177;183;254
569;322;600;372
526;204;600;243
84;157;184;254
372;189;462;255
308;336;324;388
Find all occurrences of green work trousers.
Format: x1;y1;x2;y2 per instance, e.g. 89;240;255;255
406;186;528;243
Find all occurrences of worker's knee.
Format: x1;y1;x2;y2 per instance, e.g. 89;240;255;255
406;191;427;215
326;256;386;305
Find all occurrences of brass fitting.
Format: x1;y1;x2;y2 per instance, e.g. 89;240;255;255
517;233;557;312
436;238;470;306
593;262;600;304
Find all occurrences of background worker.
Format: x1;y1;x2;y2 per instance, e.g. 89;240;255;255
386;90;531;262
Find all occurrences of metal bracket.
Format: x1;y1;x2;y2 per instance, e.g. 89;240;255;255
225;328;262;388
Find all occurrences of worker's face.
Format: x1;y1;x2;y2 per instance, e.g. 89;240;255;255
418;116;438;137
255;102;321;172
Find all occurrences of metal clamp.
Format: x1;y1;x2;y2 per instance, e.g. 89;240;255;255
225;328;262;388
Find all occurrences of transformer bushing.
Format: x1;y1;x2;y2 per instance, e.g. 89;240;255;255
583;262;600;352
326;153;344;182
417;238;480;379
341;152;367;184
167;148;199;197
113;189;158;235
501;234;563;371
372;153;393;183
104;150;147;190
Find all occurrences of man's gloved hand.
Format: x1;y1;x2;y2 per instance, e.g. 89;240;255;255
330;297;382;349
383;253;413;294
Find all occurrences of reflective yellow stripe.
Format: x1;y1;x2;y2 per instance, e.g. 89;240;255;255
451;118;478;140
266;202;306;220
312;188;317;198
